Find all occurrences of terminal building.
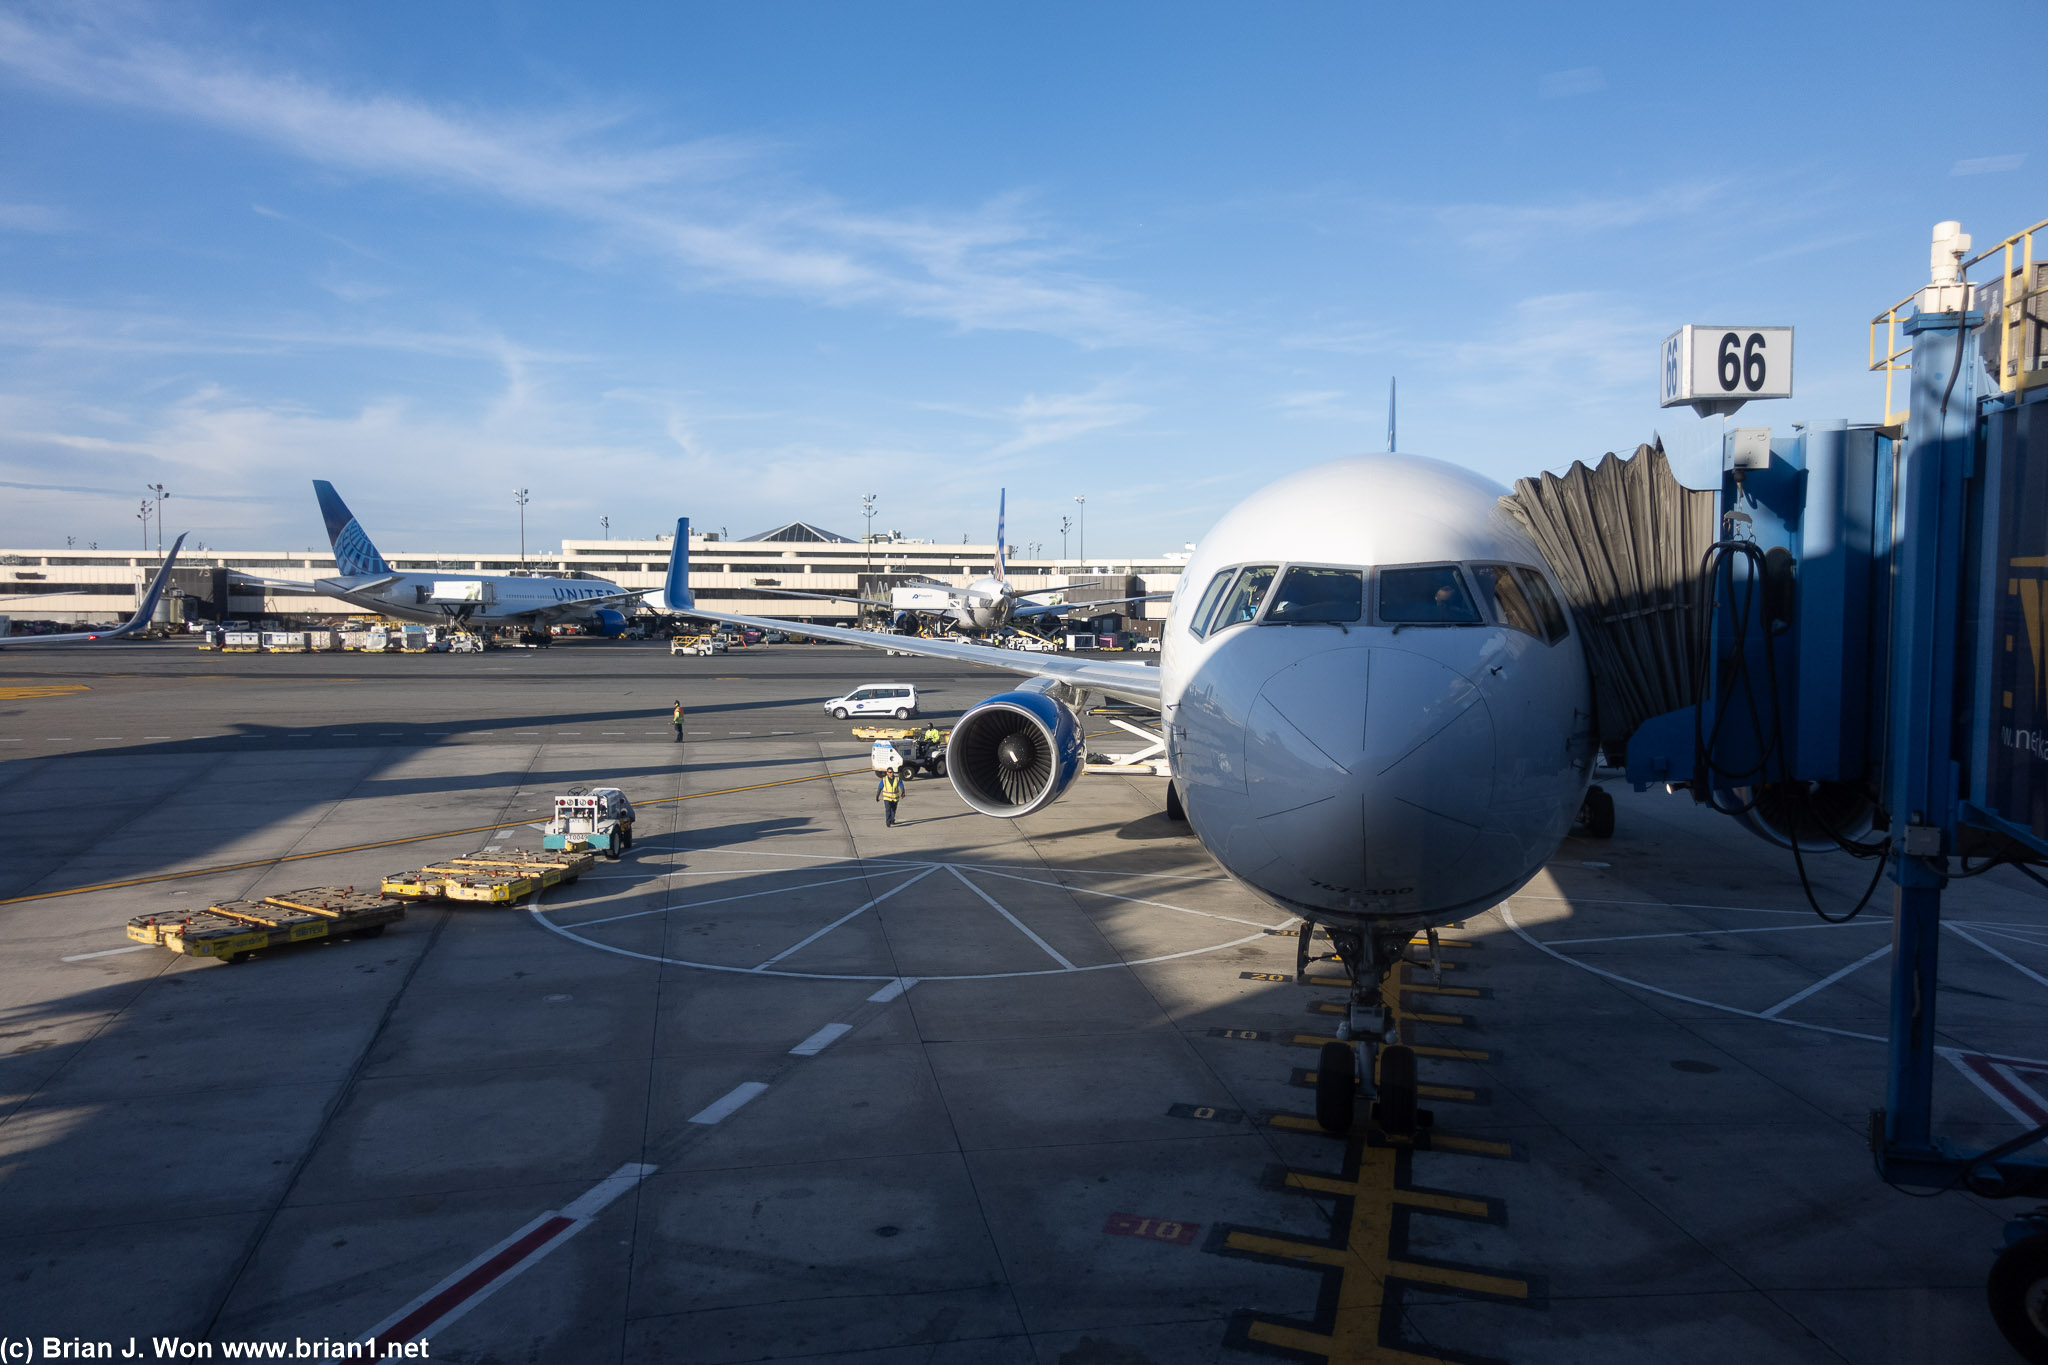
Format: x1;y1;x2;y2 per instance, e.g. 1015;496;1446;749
0;520;1188;633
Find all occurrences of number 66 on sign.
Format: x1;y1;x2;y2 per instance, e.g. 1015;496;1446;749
1660;325;1793;417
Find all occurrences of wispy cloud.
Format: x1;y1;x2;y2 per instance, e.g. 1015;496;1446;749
0;6;1173;346
0;202;68;232
1952;154;2026;176
1538;67;1605;99
1437;182;1725;253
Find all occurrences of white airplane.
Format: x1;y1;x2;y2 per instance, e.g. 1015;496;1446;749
239;482;648;634
758;489;1161;637
0;534;188;646
654;451;1595;1137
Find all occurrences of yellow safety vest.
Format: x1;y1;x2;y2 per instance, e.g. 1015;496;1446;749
672;706;685;724
881;773;904;802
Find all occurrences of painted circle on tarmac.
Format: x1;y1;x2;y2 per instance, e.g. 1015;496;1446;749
530;848;1289;982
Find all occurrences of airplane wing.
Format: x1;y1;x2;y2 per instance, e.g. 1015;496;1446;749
650;518;1159;706
1013;591;1171;620
0;534;188;647
226;572;406;596
747;586;895;610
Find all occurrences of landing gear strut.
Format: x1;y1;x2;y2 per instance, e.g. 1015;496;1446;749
1308;921;1430;1142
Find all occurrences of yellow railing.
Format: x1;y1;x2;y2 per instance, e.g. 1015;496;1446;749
1868;216;2048;428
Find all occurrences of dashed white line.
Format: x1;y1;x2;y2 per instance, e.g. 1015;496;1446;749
867;978;916;1003
143;735;170;739
689;1082;769;1125
789;1023;853;1056
62;945;152;962
601;731;625;735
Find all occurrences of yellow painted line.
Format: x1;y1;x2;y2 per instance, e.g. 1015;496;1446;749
1403;1010;1467;1026
1281;1172;1491;1218
0;767;867;906
1290;1032;1342;1048
0;684;89;700
1417;1083;1478;1102
1430;1134;1514;1158
1408;936;1476;950
1410;1044;1491;1061
1403;982;1482;998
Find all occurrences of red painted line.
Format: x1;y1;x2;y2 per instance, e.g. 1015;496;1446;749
370;1215;573;1348
1954;1051;2048;1125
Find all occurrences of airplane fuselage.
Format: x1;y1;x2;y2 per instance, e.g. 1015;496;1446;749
321;573;630;628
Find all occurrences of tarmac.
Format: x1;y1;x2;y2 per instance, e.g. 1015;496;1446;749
1;639;2043;1364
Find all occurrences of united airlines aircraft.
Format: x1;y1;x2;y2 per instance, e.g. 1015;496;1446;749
656;451;1595;1136
0;535;188;646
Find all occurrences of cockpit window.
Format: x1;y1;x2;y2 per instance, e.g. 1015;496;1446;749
1213;565;1278;631
1472;564;1541;638
1187;569;1238;638
1514;566;1570;644
1376;565;1481;624
1264;566;1364;624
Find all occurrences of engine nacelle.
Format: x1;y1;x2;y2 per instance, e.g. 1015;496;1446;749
1732;780;1881;852
591;608;629;637
947;690;1085;818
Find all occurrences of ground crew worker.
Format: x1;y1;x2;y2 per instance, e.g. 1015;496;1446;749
671;699;685;744
877;767;906;826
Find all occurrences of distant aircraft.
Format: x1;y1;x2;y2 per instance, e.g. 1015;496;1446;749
0;534;188;646
652;450;1595;1138
758;489;1160;636
238;482;647;634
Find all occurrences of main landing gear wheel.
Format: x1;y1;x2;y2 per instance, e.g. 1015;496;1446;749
1164;781;1185;822
1315;1041;1356;1133
1990;1232;2048;1363
1372;1044;1420;1141
1576;785;1616;839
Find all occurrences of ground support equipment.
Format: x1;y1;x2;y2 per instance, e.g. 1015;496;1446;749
380;849;594;905
126;887;404;963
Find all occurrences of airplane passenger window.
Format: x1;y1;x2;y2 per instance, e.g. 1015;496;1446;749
1264;566;1364;624
1376;565;1481;624
1188;569;1238;638
1514;566;1570;644
1214;565;1278;630
1471;564;1541;637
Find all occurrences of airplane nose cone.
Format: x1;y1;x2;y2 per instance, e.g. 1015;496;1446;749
1242;646;1493;900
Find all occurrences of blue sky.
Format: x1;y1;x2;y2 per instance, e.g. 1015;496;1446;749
0;1;2039;555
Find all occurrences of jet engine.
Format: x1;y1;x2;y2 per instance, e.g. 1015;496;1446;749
591;608;629;637
947;690;1085;817
1731;780;1882;853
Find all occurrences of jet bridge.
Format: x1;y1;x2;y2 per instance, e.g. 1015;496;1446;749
1556;217;2048;1353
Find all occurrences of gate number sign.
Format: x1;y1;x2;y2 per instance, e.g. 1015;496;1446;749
1660;326;1794;407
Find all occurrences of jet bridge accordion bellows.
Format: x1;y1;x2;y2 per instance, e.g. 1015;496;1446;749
1499;442;1718;762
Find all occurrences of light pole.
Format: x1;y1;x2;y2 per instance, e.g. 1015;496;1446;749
513;488;530;569
136;500;150;551
1074;495;1085;567
1059;516;1071;560
862;492;878;577
600;515;609;541
146;483;167;558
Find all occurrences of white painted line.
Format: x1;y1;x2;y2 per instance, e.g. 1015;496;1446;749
602;731;625;735
483;845;502;853
143;735;170;739
867;978;916;1002
1945;1049;2048;1131
62;944;152;962
360;1162;655;1347
1759;944;1892;1018
1947;923;2048;994
729;731;752;735
568;870;884;928
946;865;1075;969
1545;921;1881;947
689;1082;769;1124
496;830;517;838
753;866;940;969
91;736;121;740
972;865;1279;929
790;1023;853;1056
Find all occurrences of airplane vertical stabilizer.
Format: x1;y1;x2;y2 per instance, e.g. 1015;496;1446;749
1387;377;1397;453
663;518;694;610
313;481;391;577
995;489;1008;582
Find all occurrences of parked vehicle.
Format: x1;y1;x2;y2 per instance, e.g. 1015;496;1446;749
823;683;919;721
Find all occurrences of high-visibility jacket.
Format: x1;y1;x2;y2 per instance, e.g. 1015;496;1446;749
672;706;685;725
880;772;905;803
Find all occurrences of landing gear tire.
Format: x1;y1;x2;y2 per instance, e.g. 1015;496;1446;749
1164;781;1185;822
1989;1232;2048;1363
1315;1041;1356;1134
1372;1044;1420;1140
1576;785;1616;839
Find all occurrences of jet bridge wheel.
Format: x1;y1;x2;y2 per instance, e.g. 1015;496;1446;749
1315;1041;1356;1133
1990;1231;2048;1363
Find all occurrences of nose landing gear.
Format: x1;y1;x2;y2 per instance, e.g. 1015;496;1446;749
1309;921;1432;1142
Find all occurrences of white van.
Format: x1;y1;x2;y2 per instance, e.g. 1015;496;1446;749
823;683;919;720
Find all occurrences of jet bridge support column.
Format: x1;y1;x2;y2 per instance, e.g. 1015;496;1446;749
1879;306;1979;1172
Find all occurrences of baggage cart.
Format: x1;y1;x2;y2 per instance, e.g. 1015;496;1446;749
126;887;404;963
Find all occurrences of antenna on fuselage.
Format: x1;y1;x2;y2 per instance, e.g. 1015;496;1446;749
1386;377;1396;453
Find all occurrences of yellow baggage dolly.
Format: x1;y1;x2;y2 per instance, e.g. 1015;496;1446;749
379;848;596;906
127;887;404;963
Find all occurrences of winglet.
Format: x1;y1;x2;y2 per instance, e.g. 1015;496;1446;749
994;489;1008;583
110;533;187;638
1387;377;1397;453
663;518;694;611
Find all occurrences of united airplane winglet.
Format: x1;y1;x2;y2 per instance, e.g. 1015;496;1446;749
313;480;391;578
663;518;694;610
1387;377;1397;453
0;532;187;646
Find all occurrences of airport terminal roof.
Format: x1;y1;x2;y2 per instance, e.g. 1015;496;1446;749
742;521;854;543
